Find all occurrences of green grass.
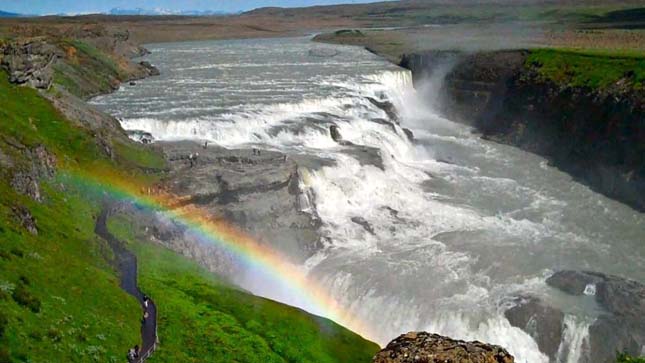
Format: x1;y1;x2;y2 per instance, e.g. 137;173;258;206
0;73;103;170
107;215;380;363
618;353;645;363
0;178;141;362
0;71;168;362
527;48;645;90
0;73;165;176
52;39;128;99
113;140;166;171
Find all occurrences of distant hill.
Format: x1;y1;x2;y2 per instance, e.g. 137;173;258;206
108;7;229;16
0;10;21;17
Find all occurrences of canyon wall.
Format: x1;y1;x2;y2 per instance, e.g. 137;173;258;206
401;50;645;212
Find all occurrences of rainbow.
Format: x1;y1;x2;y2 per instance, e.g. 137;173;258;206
60;168;376;343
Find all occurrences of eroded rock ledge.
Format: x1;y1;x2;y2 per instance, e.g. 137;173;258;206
373;332;514;363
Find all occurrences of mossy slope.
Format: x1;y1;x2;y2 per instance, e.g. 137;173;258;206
527;48;645;90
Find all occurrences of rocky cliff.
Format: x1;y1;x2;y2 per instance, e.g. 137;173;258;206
0;25;159;99
400;50;645;212
373;332;514;363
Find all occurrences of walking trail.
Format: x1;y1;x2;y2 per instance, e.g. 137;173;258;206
95;206;158;362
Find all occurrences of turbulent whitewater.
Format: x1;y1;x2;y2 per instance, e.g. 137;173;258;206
92;37;645;363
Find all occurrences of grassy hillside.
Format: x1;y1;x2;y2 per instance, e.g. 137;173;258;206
527;48;645;90
0;53;378;362
0;73;157;362
52;39;128;99
107;214;380;363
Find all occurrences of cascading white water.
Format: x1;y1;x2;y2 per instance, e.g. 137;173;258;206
92;36;644;363
556;315;592;363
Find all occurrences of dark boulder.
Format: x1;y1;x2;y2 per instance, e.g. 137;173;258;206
546;270;603;296
330;125;343;142
403;128;414;142
139;61;160;76
373;331;514;363
351;216;375;235
504;296;564;360
127;130;155;144
367;97;399;122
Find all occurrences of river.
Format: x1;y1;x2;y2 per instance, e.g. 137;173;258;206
91;36;645;363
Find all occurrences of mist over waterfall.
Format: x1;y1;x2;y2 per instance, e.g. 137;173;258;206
92;37;645;363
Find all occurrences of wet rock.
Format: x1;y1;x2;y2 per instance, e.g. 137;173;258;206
330;125;343;142
1;39;60;89
139;61;160;76
546;270;603;296
127;130;154;144
373;331;514;363
548;270;645;363
351;216;375;235
11;205;37;235
504;296;564;360
403;128;414;142
367;97;399;122
158;141;324;263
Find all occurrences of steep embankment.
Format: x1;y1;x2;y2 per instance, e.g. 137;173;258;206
0;69;155;362
400;49;645;212
0;29;379;362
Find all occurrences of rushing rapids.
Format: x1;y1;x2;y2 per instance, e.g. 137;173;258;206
92;37;645;363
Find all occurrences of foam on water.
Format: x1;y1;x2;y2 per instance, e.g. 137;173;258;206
93;37;645;362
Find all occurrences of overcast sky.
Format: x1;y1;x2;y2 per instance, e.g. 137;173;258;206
2;0;387;15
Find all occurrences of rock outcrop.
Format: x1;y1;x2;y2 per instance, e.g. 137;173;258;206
504;296;564;360
157;141;325;263
330;125;343;142
546;270;645;363
400;50;645;211
1;38;61;89
11;205;38;235
373;332;514;363
367;97;399;122
5;143;57;202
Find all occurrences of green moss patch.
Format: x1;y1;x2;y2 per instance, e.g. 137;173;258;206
527;48;645;90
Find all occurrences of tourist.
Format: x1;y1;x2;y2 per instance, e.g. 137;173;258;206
127;347;136;362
